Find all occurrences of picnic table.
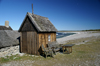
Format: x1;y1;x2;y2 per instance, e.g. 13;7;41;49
62;44;74;54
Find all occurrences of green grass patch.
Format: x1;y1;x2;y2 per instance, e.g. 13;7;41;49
0;55;22;63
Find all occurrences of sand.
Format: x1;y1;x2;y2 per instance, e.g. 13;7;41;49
57;32;100;44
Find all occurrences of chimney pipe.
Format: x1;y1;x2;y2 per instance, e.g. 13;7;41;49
5;21;9;28
32;4;33;14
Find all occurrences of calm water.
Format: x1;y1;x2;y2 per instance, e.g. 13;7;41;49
56;32;76;39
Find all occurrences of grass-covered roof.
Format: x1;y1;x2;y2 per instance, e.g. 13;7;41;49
0;26;12;30
0;30;20;48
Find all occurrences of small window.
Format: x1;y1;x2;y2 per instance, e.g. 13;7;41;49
48;35;51;41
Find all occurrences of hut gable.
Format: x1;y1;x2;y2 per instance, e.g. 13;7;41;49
20;16;37;32
19;12;58;32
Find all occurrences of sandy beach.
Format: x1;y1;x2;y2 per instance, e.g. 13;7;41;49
57;31;100;44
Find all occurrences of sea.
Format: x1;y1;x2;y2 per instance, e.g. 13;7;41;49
56;32;76;39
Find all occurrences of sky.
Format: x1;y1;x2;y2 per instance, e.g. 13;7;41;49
0;0;100;30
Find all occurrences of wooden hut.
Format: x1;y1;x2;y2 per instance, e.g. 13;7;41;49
18;12;57;55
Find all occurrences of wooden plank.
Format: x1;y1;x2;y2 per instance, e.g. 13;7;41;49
27;32;32;54
32;32;34;54
52;33;53;42
41;34;43;45
36;32;39;55
20;32;22;53
30;32;32;54
53;33;54;41
37;33;39;55
51;33;53;42
42;34;46;48
34;32;36;55
27;32;29;54
53;33;55;41
44;34;45;45
54;33;55;41
22;32;27;53
55;33;56;41
35;32;37;55
43;34;46;47
39;34;41;48
40;34;42;54
47;33;49;44
38;34;41;54
33;32;34;54
44;34;46;47
45;33;48;44
34;32;35;55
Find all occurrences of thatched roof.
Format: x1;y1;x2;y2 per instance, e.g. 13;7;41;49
0;30;20;48
19;12;57;32
0;26;12;30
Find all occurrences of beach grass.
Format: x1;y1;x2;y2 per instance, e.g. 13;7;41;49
0;36;100;66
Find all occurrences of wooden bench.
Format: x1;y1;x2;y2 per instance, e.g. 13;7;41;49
41;44;54;58
48;41;61;54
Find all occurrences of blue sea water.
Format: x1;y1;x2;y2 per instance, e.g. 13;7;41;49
56;32;76;39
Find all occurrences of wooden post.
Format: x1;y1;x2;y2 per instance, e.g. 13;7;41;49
71;47;72;53
62;46;64;53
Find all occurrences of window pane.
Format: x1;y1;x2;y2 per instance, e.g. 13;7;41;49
48;35;50;41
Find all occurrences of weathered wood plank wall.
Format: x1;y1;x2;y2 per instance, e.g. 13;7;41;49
20;31;39;55
22;32;27;53
38;33;56;48
20;32;56;55
21;17;36;32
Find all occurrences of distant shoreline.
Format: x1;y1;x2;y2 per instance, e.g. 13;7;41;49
56;32;76;39
58;29;100;32
57;31;100;44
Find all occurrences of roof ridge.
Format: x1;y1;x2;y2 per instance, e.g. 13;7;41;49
27;12;48;19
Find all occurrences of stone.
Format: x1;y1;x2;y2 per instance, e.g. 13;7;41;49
0;45;25;58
